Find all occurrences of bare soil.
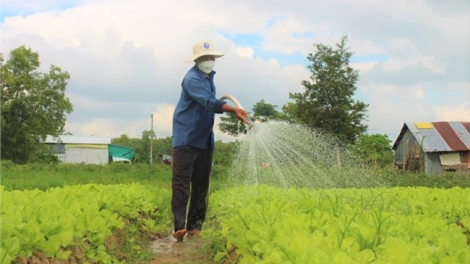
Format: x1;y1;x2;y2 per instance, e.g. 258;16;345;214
148;234;217;264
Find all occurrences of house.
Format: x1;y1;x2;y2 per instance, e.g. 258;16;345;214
392;122;470;174
46;135;134;164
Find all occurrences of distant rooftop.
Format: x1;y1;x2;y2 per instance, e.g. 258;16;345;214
46;135;111;144
392;121;470;152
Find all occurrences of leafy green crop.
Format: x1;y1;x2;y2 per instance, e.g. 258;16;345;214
0;184;171;263
207;186;470;263
2;182;469;263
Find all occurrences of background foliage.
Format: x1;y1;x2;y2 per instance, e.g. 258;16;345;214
1;46;73;164
350;134;394;168
286;36;368;144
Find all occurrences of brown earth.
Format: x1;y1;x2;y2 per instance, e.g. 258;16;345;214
12;234;217;264
13;227;227;264
148;234;218;264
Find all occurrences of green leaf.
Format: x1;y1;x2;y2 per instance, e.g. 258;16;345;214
458;249;470;264
353;249;375;264
213;251;226;262
1;237;21;263
332;251;354;264
54;249;72;260
35;234;62;256
58;229;74;246
377;237;409;263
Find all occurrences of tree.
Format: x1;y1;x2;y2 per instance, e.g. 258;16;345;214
112;134;133;147
350;134;394;168
252;99;280;122
1;46;73;163
212;140;238;167
286;36;368;144
152;136;172;158
218;112;246;137
218;99;280;136
277;102;298;123
211;140;238;178
141;130;153;163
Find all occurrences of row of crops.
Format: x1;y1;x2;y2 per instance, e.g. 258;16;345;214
206;186;470;263
1;184;171;263
2;184;470;263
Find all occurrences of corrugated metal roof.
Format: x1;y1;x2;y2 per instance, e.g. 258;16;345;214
46;135;111;144
434;122;468;151
392;121;470;152
453;122;470;148
407;122;451;152
462;122;470;133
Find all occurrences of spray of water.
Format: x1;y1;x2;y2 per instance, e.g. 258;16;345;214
228;121;387;189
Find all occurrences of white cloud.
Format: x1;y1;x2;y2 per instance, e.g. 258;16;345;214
235;47;255;58
435;103;470;121
383;55;446;74
262;17;313;55
266;58;281;68
1;0;468;143
414;86;425;99
282;65;310;86
349;39;384;57
151;104;176;137
351;62;377;73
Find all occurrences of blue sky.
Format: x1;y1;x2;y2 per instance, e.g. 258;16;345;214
0;0;82;21
222;31;390;66
222;32;301;64
1;0;469;142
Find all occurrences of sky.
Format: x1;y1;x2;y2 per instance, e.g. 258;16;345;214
1;0;469;144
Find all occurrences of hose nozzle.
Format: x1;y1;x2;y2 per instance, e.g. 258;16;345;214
245;115;254;129
244;116;255;134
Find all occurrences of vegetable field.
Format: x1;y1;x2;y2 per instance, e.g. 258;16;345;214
1;184;172;263
2;182;469;263
206;186;470;263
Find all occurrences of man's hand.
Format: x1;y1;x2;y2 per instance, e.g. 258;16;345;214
233;108;249;123
221;103;249;123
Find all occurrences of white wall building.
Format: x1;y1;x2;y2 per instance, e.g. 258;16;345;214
46;135;111;164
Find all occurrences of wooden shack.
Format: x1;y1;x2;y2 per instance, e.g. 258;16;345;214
392;122;470;174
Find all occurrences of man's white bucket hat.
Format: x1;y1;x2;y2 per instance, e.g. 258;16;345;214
185;41;224;62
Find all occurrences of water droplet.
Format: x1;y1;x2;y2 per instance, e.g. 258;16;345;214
227;121;387;189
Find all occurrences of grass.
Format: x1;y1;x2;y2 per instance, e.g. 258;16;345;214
0;160;232;192
0;161;173;190
2;161;468;191
378;167;470;188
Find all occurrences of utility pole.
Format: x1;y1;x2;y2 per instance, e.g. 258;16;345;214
150;114;154;163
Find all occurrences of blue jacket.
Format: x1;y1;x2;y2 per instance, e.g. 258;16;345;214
172;65;226;149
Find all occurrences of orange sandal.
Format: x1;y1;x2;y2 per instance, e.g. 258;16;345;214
187;229;200;237
173;229;187;242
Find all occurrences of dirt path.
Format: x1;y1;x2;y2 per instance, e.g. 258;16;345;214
148;234;215;264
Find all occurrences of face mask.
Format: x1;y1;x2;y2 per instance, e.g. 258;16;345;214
198;61;215;74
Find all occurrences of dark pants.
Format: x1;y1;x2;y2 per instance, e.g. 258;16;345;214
171;145;213;232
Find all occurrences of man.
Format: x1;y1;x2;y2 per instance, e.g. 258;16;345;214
171;41;248;242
